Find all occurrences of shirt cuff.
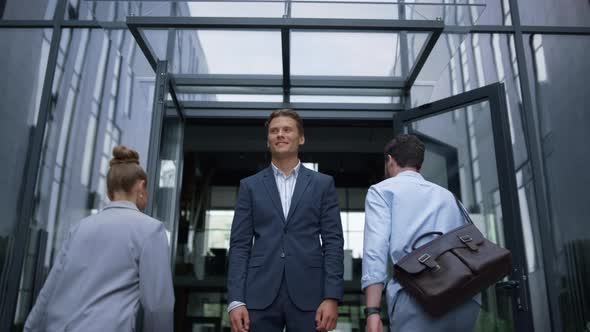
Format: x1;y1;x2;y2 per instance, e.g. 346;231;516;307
360;273;387;290
227;301;246;313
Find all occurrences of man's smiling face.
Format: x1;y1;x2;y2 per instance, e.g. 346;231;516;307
267;116;305;157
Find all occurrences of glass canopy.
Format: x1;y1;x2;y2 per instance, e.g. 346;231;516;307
86;0;486;114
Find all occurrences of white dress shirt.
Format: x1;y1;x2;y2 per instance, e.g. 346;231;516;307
227;161;301;312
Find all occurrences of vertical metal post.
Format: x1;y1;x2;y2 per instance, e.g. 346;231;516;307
145;60;168;216
398;0;411;110
0;0;67;329
281;28;291;103
508;0;562;330
488;83;533;331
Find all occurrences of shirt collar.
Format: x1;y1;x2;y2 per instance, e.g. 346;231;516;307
102;200;140;212
397;170;423;179
271;160;301;178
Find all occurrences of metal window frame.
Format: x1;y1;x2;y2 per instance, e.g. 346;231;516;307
125;16;444;109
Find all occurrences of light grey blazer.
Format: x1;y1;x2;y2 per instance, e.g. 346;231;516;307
24;201;175;332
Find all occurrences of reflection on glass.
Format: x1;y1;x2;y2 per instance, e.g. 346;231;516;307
159;160;178;188
154;117;183;239
532;35;548;82
518;0;590;26
1;0;58;19
0;28;53;328
525;34;590;332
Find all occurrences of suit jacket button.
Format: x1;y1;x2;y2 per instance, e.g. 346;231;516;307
281;252;285;258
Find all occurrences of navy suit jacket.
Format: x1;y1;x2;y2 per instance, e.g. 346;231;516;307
227;165;344;311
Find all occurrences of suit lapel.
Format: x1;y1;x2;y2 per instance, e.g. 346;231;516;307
262;166;286;223
286;166;312;224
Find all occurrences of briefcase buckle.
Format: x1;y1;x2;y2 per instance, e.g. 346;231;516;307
459;235;473;243
418;254;431;263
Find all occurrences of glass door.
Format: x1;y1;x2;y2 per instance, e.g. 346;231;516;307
394;83;533;331
145;60;185;266
151;113;184;266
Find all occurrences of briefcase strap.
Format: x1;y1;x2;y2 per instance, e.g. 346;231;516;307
455;197;474;225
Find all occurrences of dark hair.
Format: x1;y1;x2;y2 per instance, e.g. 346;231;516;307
384;134;425;169
264;109;304;135
107;145;147;197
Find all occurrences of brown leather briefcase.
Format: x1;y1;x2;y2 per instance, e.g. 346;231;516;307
393;199;512;317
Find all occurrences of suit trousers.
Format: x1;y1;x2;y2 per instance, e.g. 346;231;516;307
249;275;317;332
389;290;480;331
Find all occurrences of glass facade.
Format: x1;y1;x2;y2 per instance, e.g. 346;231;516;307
1;0;589;331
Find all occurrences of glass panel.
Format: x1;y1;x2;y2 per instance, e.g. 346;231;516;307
173;93;283;102
403;101;515;331
518;0;590;26
83;1;172;21
176;85;282;95
407;0;487;26
141;29;171;64
291;2;410;20
291;31;404;77
83;0;486;21
524;34;590;332
1;0;59;19
291;87;402;97
186;2;284;17
154;116;184;246
290;95;398;103
412;34;528;169
0;28;52;329
167;29;283;75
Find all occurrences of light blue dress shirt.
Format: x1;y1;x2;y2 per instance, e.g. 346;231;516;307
24;200;175;332
361;171;480;317
227;161;301;312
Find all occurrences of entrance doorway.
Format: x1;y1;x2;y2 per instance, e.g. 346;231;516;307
132;14;534;332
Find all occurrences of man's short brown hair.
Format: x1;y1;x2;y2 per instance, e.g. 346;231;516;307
384;134;425;169
265;109;304;135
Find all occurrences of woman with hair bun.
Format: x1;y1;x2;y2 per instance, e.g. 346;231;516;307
25;145;174;332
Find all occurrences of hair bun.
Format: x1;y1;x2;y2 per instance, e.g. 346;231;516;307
110;145;140;166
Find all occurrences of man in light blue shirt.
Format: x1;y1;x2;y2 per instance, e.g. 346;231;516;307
362;134;480;332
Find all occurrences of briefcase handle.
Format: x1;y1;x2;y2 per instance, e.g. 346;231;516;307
411;199;475;251
412;231;443;250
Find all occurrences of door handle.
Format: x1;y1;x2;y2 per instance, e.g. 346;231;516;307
495;280;520;290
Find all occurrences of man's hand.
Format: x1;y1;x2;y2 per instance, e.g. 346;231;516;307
229;306;250;332
315;299;338;331
365;313;383;332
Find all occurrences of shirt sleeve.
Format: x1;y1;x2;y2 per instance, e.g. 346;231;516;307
139;224;175;332
361;186;391;290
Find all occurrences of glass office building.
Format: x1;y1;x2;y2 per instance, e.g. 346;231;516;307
1;0;588;331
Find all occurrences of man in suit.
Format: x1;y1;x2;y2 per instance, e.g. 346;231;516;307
227;109;344;332
362;134;480;332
